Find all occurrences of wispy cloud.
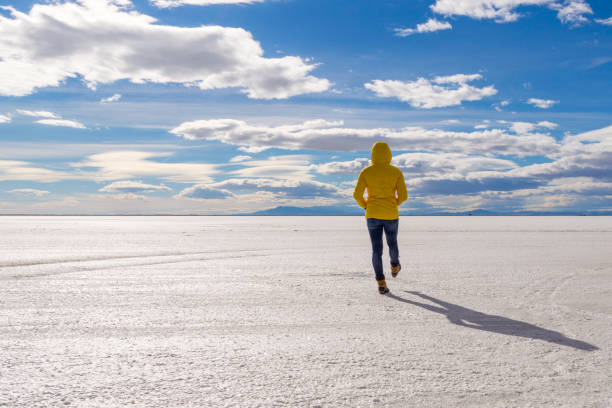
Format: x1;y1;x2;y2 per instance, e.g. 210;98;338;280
595;16;612;25
493;99;511;111
16;109;85;128
229;155;253;162
364;73;497;108
0;142;193;159
175;185;234;199
585;57;612;70
36;119;86;129
313;153;517;176
394;19;452;37
229;156;315;180
440;119;461;125
99;180;172;194
431;0;548;23
71;151;217;183
527;98;559;108
16;109;58;118
177;178;341;200
312;158;369;175
8;188;50;197
108;193;147;201
151;0;265;8
537;121;558;129
0;1;329;99
100;94;122;103
0;113;11;123
508;120;557;134
430;0;593;25
549;1;593;25
0;160;74;182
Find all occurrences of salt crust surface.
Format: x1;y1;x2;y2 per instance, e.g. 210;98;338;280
1;216;611;407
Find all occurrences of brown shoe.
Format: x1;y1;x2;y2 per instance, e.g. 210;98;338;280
391;263;401;278
377;279;389;294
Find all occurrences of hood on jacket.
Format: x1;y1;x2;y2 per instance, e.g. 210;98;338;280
371;142;392;164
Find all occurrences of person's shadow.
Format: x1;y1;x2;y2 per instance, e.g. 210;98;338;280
387;291;598;351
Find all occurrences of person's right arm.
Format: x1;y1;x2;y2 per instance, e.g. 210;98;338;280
353;171;367;209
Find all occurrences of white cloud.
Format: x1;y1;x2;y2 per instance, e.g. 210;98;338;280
151;0;264;7
586;57;612;69
229;155;315;180
0;142;188;159
537;121;558;129
99;180;172;194
110;193;147;200
478;177;612;212
4;123;612;213
527;98;559;108
394;18;452;36
507;120;557;134
406;124;612;196
549;0;593;25
229;155;252;162
171;118;558;156
467;125;612;192
595;17;612;25
175;185;234;200
440;119;461;125
188;122;611;204
422;194;484;212
178;178;341;199
312;158;369;175
510;121;536;134
0;113;11;123
100;94;122;103
71;151;218;183
395;153;517;175
15;109;85;128
8;188;50;196
503;178;612;197
431;0;553;22
433;73;483;83
16;109;58;118
430;0;592;24
310;123;612;204
0;160;74;182
0;0;329;99
314;153;516;177
364;73;497;108
36;119;86;129
493;99;511;111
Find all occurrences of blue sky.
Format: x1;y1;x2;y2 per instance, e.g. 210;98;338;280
1;0;611;214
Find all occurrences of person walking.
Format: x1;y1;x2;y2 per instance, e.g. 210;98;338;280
353;142;408;294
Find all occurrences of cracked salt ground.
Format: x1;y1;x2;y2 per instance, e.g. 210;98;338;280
1;216;611;407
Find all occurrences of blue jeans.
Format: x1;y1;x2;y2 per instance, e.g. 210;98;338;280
367;218;400;281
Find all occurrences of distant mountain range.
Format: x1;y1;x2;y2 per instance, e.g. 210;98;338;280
245;206;612;216
247;205;362;216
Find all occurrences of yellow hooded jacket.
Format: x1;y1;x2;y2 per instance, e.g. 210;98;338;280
353;142;408;220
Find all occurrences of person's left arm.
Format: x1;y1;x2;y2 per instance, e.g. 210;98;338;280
396;170;408;206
